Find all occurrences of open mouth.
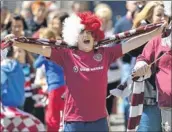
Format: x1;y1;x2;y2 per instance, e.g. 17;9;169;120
83;40;90;44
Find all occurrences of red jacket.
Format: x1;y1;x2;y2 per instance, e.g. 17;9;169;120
137;35;172;107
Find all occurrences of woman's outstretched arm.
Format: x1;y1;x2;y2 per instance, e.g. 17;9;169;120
122;22;166;54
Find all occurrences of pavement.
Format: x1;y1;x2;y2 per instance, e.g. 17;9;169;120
107;67;126;131
109;114;125;132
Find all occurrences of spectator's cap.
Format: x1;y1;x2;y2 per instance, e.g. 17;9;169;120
62;11;105;46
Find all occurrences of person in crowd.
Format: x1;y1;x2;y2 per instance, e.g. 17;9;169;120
7;14;36;116
0;43;45;131
4;11;165;131
29;1;47;34
94;3;114;38
132;1;171;131
48;11;69;39
71;1;89;14
129;1;165;131
13;46;36;115
1;46;25;108
20;1;33;26
8;14;32;37
133;22;171;132
34;28;66;131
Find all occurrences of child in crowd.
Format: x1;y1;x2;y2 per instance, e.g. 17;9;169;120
34;28;66;131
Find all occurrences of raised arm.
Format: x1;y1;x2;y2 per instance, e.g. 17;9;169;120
14;41;51;57
132;36;157;78
4;34;51;57
121;22;166;54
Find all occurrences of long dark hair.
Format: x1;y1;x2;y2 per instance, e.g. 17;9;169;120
7;14;28;33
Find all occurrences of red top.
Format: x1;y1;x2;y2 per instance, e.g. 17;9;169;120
50;44;122;121
137;35;172;107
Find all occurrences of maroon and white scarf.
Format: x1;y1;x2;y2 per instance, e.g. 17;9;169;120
0;102;45;131
127;81;145;131
108;78;145;132
1;22;163;51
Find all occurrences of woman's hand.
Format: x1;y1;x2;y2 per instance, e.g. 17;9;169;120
151;21;168;37
132;61;151;77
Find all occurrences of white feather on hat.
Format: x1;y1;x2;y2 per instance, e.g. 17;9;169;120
62;13;85;46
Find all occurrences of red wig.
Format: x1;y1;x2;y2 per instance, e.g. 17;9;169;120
77;11;105;41
63;11;105;46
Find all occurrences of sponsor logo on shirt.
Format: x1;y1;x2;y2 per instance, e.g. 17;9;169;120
93;53;102;62
73;66;104;73
73;66;79;73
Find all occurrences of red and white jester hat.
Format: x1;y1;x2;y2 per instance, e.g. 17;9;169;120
62;11;105;46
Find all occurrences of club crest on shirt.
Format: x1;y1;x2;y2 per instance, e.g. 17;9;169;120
73;66;79;73
93;53;102;62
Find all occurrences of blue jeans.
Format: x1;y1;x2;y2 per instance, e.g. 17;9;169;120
137;105;162;132
64;118;109;132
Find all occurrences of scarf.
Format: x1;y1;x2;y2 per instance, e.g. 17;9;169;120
0;102;45;131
